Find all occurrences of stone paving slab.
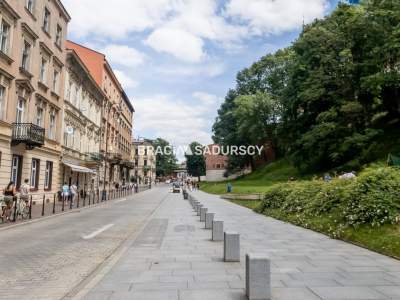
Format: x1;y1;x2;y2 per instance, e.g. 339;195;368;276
84;189;400;300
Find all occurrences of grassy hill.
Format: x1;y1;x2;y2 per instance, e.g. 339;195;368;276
201;159;308;195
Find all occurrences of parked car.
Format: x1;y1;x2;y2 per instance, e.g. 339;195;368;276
172;183;181;193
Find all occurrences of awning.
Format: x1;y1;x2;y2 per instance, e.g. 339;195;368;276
63;162;96;174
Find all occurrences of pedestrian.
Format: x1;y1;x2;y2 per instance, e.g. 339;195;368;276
20;179;30;205
196;182;200;190
2;181;16;222
62;182;70;203
227;182;232;193
70;183;78;205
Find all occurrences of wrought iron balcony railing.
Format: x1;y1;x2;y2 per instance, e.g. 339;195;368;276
85;152;104;162
107;152;123;164
12;123;45;149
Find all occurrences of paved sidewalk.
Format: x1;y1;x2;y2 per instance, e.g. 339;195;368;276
85;190;400;300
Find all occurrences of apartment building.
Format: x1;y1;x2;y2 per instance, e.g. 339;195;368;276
61;48;104;194
132;139;156;185
65;41;134;192
0;0;70;199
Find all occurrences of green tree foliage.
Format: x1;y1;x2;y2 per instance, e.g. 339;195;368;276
152;138;177;177
185;142;206;181
213;1;400;172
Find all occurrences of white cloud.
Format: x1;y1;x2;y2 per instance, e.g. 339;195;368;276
134;93;221;156
156;63;225;78
114;70;139;89
64;0;328;62
102;45;146;68
63;0;173;38
145;28;205;63
193;92;221;107
225;0;328;35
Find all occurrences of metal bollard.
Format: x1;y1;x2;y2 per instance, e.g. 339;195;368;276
200;207;208;222
53;194;56;214
212;220;224;241
29;195;33;219
197;204;203;216
42;195;46;216
224;232;240;262
246;254;271;300
205;213;215;229
62;196;65;212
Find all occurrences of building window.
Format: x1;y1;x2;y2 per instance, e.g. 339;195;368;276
30;159;40;190
52;69;59;93
11;155;23;188
39;57;47;83
44;161;53;190
0;20;10;55
48;110;56;140
26;0;35;14
35;106;43;127
43;8;51;33
0;85;5;120
21;41;31;71
55;24;62;47
16;98;26;123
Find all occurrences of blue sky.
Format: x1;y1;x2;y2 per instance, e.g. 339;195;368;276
63;0;340;159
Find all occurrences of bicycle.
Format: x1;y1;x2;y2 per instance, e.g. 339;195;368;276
15;198;30;220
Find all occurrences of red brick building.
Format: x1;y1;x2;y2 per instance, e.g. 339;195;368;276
204;144;228;181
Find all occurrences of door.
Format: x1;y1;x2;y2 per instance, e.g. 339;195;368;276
15;98;26;137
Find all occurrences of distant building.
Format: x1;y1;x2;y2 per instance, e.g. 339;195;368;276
132;139;156;185
173;162;188;180
204;144;229;182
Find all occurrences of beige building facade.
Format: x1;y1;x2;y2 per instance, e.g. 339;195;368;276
132;139;156;185
66;41;135;192
61;49;104;194
0;0;70;201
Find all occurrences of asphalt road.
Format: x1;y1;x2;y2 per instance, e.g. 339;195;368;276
0;186;169;300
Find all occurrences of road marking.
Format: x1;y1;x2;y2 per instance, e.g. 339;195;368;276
116;198;127;203
83;224;114;240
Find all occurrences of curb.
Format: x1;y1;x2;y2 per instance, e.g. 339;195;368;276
0;189;152;232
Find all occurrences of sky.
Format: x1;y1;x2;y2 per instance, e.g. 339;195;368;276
63;0;340;160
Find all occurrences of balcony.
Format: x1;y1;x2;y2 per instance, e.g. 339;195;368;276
11;123;45;149
107;152;123;164
121;160;135;169
85;152;104;162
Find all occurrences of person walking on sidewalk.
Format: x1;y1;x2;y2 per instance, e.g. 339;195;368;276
70;183;78;205
62;183;70;203
2;182;16;222
20;179;30;205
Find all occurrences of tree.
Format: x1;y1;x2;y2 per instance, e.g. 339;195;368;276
234;92;281;147
185;142;206;181
212;1;400;173
152;138;177;177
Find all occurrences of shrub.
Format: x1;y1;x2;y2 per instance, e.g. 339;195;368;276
259;167;400;228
